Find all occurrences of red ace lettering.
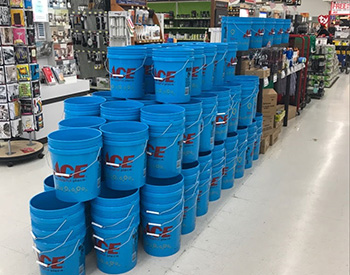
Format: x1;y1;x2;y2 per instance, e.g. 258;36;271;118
192;67;199;78
184;133;195;144
39;255;65;269
154;70;176;82
111;67;135;79
96;240;121;255
216;114;228;124
222;166;228;176
211;177;219;187
147;144;166;158
105;153;134;168
55;163;88;178
146;224;173;238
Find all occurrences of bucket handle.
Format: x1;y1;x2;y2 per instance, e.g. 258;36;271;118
184;191;199;212
184;174;200;195
192;54;207;75
186;110;203;130
145;194;184;216
240;92;257;108
216;50;228;64
205;52;217;67
94;225;138;254
212;157;225;169
31;219;68;241
198;187;210;199
152;59;190;81
46;147;102;178
228;57;238;67
216;112;228;125
231;22;252;37
104;56;147;78
200;161;212;174
106;141;148;168
145;210;184;238
147;133;181;156
33;232;82;269
185;186;199;202
91;204;135;229
222;157;237;176
93;216;135;243
184;120;204;145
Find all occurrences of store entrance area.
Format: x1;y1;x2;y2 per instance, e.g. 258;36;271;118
0;74;348;275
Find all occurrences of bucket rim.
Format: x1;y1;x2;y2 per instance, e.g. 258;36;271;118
64;96;106;106
48;128;102;144
100;121;149;136
141;104;185;117
101;100;144;110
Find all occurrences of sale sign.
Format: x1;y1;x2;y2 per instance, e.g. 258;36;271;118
318;15;329;26
331;2;350;15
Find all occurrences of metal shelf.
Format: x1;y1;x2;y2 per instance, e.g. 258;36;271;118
164;27;208;30
164;17;210;20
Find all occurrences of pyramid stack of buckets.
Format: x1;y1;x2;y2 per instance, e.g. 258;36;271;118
29;33;275;274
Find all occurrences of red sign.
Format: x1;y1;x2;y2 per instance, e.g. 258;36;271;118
318;15;329;26
331;2;350;15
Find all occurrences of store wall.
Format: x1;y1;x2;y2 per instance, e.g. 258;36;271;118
297;0;331;17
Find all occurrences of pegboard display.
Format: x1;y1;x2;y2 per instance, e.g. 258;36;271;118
69;0;110;89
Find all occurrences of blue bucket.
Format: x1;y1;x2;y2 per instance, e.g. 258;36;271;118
245;120;257;169
91;201;139;220
198;150;212;179
190;45;205;96
141;198;184;216
193;93;217;152
235;126;248;179
204;88;230;142
33;231;85;275
282;19;291;44
209;157;225;201
222;17;252;51
30;191;84;219
93;217;139;274
182;161;200;187
212;140;225;166
253;130;262;161
179;99;202;164
100;100;144;122
255;112;263;129
274;19;285;45
250;18;265;49
142;188;183;204
263;18;276;47
92;187;139;207
141;209;183;257
59;116;106;130
141;105;185;178
201;43;217;90
182;188;199;235
225;131;238;158
223;84;241;133
92;91;114;101
100;121;149;190
196;177;211;216
222;154;237;190
224;42;237;82
213;43;228;86
153;47;194;103
142;175;184;194
108;46;147;99
236;82;256;127
64;96;106;118
144;44;162;94
43;175;54;191
48;129;102;202
137;94;158;106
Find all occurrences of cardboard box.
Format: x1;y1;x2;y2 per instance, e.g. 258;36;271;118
262;128;274;138
262;89;278;117
263;116;274;132
243;68;271;79
260;135;270;154
275;110;285;123
288;105;297;120
270;124;282;145
276;104;285;112
274;119;283;129
240;59;251;73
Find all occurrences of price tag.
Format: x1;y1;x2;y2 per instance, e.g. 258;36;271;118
264;77;269;87
273;73;278;83
281;70;286;79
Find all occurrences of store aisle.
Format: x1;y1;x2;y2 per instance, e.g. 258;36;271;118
0;75;349;275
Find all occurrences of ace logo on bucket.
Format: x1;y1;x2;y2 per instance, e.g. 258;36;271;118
38;254;65;269
111;66;136;79
154;69;176;83
55;163;88;179
211;176;219;187
96;240;121;255
146;224;173;238
105;152;134;168
147;144;166;158
216;114;228;124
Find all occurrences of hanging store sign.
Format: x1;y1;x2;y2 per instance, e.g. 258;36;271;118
318;15;330;26
331;2;350;15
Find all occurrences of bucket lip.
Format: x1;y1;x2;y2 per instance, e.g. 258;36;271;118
48;128;102;144
255;112;263;118
145;174;184;188
101;100;144;110
237;126;248;131
214;140;225;147
94;186;139;201
100;121;149;136
44;174;54;188
178;98;202;106
199;150;212;157
154;46;194;55
227;131;238;138
107;45;147;52
92;91;112;96
30;190;81;213
141;104;185;117
59;116;106;128
64;96;106;105
182;160;200;171
193;93;218;100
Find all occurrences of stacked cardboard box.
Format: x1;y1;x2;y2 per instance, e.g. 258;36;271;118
240;60;271;78
260;88;277;154
270;105;285;145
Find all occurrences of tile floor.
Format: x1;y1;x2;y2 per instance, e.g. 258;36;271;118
0;75;349;275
